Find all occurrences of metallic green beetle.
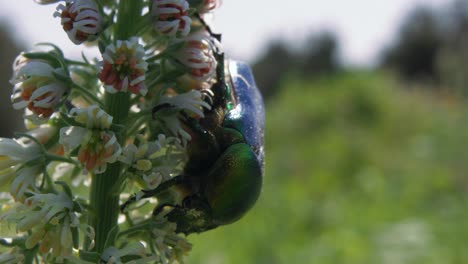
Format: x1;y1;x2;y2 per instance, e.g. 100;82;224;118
122;48;264;235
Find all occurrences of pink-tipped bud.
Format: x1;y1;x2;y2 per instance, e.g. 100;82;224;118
54;0;102;45
152;0;192;37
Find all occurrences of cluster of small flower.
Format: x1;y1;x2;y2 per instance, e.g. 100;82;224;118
0;0;222;263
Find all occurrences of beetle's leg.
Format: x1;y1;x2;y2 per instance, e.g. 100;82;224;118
179;111;208;135
120;175;185;212
152;203;182;216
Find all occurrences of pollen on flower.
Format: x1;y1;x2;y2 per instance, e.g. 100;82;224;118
152;0;192;37
76;131;121;174
99;38;148;95
54;0;102;45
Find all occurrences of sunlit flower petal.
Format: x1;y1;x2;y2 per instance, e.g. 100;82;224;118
159;90;212;118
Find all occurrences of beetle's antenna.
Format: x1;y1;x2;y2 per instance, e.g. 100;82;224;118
194;12;222;42
194;12;229;112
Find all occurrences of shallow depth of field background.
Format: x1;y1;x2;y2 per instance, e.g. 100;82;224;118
2;0;468;263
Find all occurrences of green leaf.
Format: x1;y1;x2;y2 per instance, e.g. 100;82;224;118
103;225;120;250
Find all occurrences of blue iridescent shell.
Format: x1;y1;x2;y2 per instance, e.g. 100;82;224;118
224;61;265;169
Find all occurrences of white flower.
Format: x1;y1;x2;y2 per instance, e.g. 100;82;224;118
52;162;90;187
101;243;146;263
27;124;58;144
10;54;68;119
60;127;121;174
152;0;191;37
0;192;94;257
158;116;192;146
70;105;113;129
159;90;212;118
151;216;192;264
0;138;43;201
153;90;212;145
54;0;102;45
175;31;220;82
99;38;148;95
60;106;121;174
0;247;25;264
120;134;186;189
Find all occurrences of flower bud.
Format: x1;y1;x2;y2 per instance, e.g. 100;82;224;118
99;38;148;95
174;30;220;84
152;0;192;37
54;0;102;45
10;54;69;119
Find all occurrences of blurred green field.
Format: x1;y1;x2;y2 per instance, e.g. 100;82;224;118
186;72;468;264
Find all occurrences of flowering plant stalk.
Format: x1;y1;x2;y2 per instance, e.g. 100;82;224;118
0;0;224;263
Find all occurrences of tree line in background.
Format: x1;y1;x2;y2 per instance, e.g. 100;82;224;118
381;0;468;95
252;0;468;99
251;31;340;99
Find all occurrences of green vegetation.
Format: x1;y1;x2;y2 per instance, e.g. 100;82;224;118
187;72;468;263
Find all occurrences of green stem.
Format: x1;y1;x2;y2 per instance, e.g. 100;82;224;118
87;0;143;252
117;220;152;238
65;59;91;66
87;92;131;253
88;162;123;252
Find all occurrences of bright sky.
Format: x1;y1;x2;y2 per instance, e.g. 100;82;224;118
0;0;448;66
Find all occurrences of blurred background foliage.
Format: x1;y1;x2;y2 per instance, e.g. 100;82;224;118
3;0;468;263
0;20;24;137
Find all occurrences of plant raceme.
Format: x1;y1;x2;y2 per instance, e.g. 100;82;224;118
0;0;223;263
